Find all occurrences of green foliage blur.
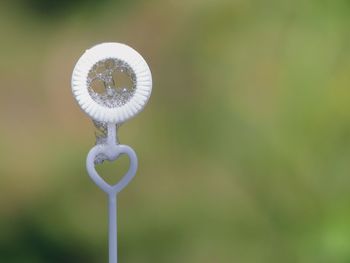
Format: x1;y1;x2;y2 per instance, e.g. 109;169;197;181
0;0;350;262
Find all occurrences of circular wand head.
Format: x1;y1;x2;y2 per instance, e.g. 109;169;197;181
72;43;152;123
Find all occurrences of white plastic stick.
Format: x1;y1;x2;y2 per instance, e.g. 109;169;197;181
108;194;117;263
86;125;138;263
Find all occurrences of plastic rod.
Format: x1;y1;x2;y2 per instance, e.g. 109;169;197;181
108;194;117;263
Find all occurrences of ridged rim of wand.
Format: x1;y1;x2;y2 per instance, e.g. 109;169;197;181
71;42;152;123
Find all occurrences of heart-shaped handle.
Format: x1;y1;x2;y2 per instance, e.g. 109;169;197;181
86;144;138;195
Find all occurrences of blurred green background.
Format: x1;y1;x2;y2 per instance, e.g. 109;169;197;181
1;0;350;262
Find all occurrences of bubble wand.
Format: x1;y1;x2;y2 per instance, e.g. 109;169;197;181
71;43;152;263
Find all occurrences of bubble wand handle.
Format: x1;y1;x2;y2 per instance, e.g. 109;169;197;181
86;123;138;263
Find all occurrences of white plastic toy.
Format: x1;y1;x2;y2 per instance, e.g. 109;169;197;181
72;42;152;263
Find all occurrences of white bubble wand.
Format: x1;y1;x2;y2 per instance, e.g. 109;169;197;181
71;43;152;263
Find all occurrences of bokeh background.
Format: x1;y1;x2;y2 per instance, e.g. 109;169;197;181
1;0;350;262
